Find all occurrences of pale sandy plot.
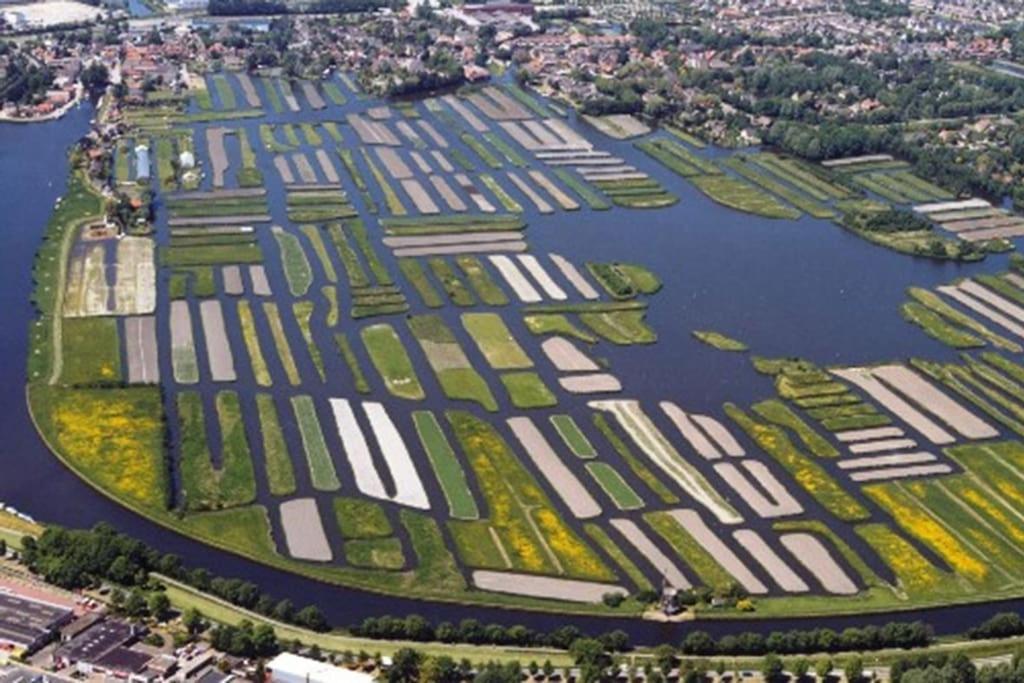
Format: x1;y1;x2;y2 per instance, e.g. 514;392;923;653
541;337;598;372
169;188;266;201
454;174;496;213
849;463;953;482
832;368;954;445
489;255;542;303
546;155;621;166
170;300;199;384
367;106;391;120
915;198;991;214
484;86;532;119
377;147;413;180
393;241;526;258
780;533;857;594
938;285;1024;338
443;95;488;132
384;232;523;248
125;315;159;384
222;265;243;295
579;170;648;182
401;179;440;214
291;152;318;184
733;529;808;593
500;121;543;151
429;175;467;212
346;113;400;146
507;417;601;519
472;571;625;603
282;82;299;112
669;509;766;594
409;151;432;174
836;426;905;442
517;254;566;300
169;214;270;227
741;461;803;515
523;120;562;147
537;150;611;161
661;402;722;460
942;215;1021;233
956;225;1024;242
507;171;554;214
871;364;997;439
299;81;326;110
431;150;454;172
330;398;388;500
236;72;260;108
114;236;156;315
250;265;272;296
590;400;742;525
529;170;579;210
549;254;599;300
849;438;917;454
931;208;1003;222
544;118;591;149
315;149;340;184
397;121;426;150
199;300;236;382
364;402;430;510
559;374;622;394
583;114;650;139
466;93;504;121
838;451;937;470
280;498;332;562
714;462;802;518
692;415;745;457
962;279;1024;323
610;519;691;588
1005;273;1024;290
206;127;230;188
418;120;448;148
822;154;894;167
273;155;295;184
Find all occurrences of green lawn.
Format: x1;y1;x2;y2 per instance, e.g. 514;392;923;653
237;301;272;386
688;174;801;219
61;317;121;385
462;313;532;369
334;496;393;538
299;225;338;284
293;301;325;381
361;324;425;401
412;411;479;520
550;415;596;458
500;372;557;409
456;255;510;305
428;257;476;307
399;258;444;308
345;537;406;570
291;395;341;491
523;314;597;343
263;302;301;386
334;333;371;394
408;315;496;411
272;227;313;297
692;330;748;352
255;394;296;496
586;462;644;510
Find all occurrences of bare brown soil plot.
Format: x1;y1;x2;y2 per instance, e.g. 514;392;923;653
298;81;326;110
418;120;448;148
548;254;599;300
125;315;159;384
733;529;808;593
314;150;340;184
397;121;425;149
959;224;1024;241
558;374;622;394
938;285;1024;337
544;118;591;149
279;498;332;561
541;337;598;372
832;368;954;444
443;95;488;133
376;147;413;180
222;265;243;295
384;232;522;248
431;150;454;172
848;438;917;454
669;509;768;594
838;451;937;470
835;426;905;442
609;519;691;588
199;299;236;382
409;151;432;174
273;155;294;184
472;571;625;603
291;152;318;184
528;170;579;210
235;72;261;108
392;241;527;258
400;179;440;214
454;174;495;213
249;265;272;296
499;122;542;151
779;533;858;594
714;462;803;518
941;215;1022;232
692;415;745;457
506;171;553;214
206;127;230;188
484;86;532;119
848;463;952;482
871;363;997;439
429;176;467;212
168;215;270;227
661;402;722;460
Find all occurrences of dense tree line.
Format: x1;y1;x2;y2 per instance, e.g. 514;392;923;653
20;523;328;632
208;0;386;15
892;651;1024;683
0;55;54;105
679;621;933;656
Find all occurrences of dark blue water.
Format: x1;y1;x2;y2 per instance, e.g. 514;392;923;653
3;89;1024;646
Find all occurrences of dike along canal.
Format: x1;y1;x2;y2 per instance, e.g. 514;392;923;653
4;102;1024;645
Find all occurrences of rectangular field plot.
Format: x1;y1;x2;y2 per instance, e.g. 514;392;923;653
586;462;643;510
508;417;601;519
280;498;332;562
291;395;341;491
462;312;532;370
550;414;596;458
124;316;159;384
412;411;479;520
199;300;236;382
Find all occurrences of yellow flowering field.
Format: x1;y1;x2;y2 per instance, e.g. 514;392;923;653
855;523;959;599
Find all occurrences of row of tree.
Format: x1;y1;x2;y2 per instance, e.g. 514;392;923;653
678;621;933;656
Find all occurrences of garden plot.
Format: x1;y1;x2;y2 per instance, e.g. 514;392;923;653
591;400;742;524
551;415;596;458
838;451;938;470
609;519;691;589
397;122;426;150
822;154;896;168
848;463;952;482
170;300;199;384
506;171;553;214
291;153;318;184
692;415;745;457
489;255;542;303
733;529;808;593
941;214;1023;233
517;255;566;300
368;106;390;120
376;147;413;180
484;86;533;119
249;265;272;296
199;300;236;381
870;364;997;439
124;316;159;384
780;533;858;594
583;114;651;140
713;462;802;518
545;118;592;149
222;265;243;295
206;127;230;188
661;402;723;460
960;279;1024;323
113;237;156;315
412;411;478;520
937;284;1024;338
499;122;544;151
472;571;624;603
915;198;992;214
836;426;906;442
541;337;598;372
273;155;295;184
409;151;431;174
279;498;332;561
442;95;488;132
507;417;602;519
848;438;917;454
949;224;1024;242
235;72;261;108
400;179;440;214
408;315;497;411
586;462;643;510
668;509;767;594
298;81;326;110
429;176;466;212
291;395;340;490
418;120;448;148
384;232;523;249
832;368;955;444
454;174;496;213
393;241;526;257
347;113;400;146
549;254;599;300
431;150;454;171
559;374;622;394
314;150;340;184
463;313;532;369
280;80;300;111
361;402;430;510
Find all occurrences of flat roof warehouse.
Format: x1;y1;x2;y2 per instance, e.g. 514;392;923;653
0;592;74;653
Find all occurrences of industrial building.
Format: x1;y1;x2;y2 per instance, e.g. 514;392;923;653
266;654;375;683
0;592;74;654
